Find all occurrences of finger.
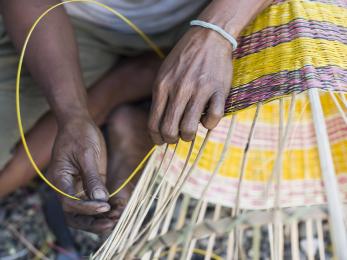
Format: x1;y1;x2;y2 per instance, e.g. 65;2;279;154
48;166;75;196
160;91;190;144
180;93;210;141
47;165;110;215
79;146;109;202
107;197;128;219
62;198;110;215
201;92;225;130
148;81;168;145
65;214;115;234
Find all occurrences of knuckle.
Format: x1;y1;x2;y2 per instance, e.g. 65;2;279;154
209;110;224;120
163;134;177;143
196;76;215;92
161;125;178;143
174;84;191;99
203;115;222;129
148;120;159;134
58;175;73;189
155;77;171;92
197;74;209;86
214;90;227;102
86;175;101;188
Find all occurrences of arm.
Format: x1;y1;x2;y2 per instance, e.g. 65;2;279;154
198;0;272;39
1;0;87;124
1;0;111;220
148;0;272;144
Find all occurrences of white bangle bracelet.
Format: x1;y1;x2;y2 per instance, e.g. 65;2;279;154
190;20;238;51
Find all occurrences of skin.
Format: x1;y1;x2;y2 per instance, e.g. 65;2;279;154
0;54;160;233
0;0;271;233
1;0;111;217
104;105;152;229
0;55;160;199
149;0;272;144
64;104;152;234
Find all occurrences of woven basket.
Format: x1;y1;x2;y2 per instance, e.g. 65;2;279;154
94;0;347;259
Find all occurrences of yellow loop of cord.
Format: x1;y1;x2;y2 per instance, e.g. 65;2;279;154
17;2;225;259
16;0;163;201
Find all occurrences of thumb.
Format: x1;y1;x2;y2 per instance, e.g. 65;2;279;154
79;147;109;201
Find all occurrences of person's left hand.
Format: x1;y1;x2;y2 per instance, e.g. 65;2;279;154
148;27;233;144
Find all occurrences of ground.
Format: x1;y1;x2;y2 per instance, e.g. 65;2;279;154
0;181;102;260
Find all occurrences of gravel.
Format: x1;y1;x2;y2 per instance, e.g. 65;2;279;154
0;182;102;260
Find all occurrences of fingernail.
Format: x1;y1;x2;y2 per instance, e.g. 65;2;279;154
97;205;110;213
92;189;108;200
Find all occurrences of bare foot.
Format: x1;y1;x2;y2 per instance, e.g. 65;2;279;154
105;104;153;220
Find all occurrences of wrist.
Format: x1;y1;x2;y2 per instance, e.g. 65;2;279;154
47;81;91;127
61;111;91;125
190;27;233;57
197;2;243;39
197;17;242;39
197;0;272;38
55;104;92;127
190;20;238;53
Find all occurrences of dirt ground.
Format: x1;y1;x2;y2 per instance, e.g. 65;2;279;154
0;182;102;260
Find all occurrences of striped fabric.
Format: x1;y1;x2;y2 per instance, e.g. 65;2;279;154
155;0;347;209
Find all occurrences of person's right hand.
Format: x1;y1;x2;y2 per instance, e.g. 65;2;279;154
47;116;114;234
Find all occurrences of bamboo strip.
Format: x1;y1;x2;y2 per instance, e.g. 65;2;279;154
252;226;261;260
306;219;314;260
182;116;237;259
95;150;158;259
290;221;300;260
128;135;211;258
185;202;208;260
127;145;177;243
132;205;331;257
204;204;222;260
316;220;325;260
226;228;234;260
268;224;274;260
329;91;347;124
308;88;347;259
167;195;191;260
234;104;261;215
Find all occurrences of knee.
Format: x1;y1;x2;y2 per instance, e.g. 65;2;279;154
107;105;138;134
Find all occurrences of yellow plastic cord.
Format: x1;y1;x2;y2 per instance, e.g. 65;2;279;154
16;0;163;201
108;146;156;198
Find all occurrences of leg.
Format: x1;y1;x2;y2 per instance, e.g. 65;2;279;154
0;54;160;198
105;104;153;219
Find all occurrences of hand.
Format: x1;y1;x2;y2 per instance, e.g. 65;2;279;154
148;28;233;144
47;116;114;234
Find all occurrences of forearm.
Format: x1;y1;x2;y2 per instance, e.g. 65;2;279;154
1;0;88;125
199;0;272;38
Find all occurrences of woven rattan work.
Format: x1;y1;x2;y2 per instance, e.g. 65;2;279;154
94;0;347;259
